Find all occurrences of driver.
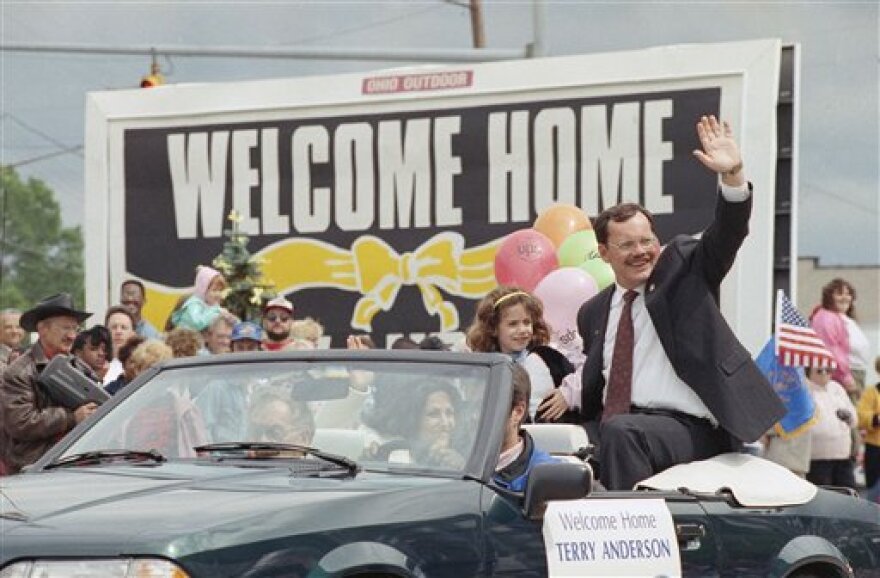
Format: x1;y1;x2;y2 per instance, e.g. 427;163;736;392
248;390;315;447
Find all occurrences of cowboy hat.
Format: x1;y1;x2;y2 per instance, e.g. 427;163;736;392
20;293;92;332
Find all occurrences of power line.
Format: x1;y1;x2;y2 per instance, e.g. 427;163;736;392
294;3;450;45
801;183;878;215
2;113;84;158
0;41;526;63
6;145;84;168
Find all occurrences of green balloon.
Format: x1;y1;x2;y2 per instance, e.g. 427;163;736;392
578;256;616;289
557;230;598;268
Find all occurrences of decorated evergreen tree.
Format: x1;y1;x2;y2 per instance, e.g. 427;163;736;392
212;211;274;321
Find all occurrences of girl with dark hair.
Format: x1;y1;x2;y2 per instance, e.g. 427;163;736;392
466;286;551;355
465;286;573;419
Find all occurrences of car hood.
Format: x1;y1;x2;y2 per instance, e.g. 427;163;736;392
1;462;477;558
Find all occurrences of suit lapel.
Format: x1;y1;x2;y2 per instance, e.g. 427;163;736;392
644;246;675;358
590;287;614;362
580;287;614;418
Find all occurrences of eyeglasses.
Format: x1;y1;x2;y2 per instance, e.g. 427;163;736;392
52;322;82;334
606;236;657;253
814;368;832;375
265;314;292;323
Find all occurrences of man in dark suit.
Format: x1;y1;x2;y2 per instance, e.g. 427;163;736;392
576;115;786;490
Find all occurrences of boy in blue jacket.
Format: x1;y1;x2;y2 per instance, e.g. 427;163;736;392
493;364;559;492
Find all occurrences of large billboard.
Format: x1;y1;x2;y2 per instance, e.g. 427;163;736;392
85;39;781;351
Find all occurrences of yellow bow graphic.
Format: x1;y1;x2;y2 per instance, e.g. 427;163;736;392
143;232;499;333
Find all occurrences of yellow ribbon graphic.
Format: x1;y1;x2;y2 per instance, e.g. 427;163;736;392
143;232;499;333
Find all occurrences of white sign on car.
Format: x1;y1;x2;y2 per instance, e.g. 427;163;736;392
543;498;681;577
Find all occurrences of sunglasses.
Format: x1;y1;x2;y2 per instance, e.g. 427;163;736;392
813;368;832;375
266;313;292;323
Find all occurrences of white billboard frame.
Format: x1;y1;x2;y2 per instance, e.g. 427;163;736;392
85;38;781;352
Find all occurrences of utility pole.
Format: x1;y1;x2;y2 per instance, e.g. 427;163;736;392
529;0;546;57
469;0;485;49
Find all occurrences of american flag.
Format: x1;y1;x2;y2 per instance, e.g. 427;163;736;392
775;290;837;368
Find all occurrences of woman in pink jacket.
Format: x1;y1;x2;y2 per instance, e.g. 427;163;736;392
810;278;871;403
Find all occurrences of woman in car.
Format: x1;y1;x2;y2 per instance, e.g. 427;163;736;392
362;379;465;469
411;381;465;469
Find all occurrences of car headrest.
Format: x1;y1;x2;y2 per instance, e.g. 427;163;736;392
636;453;818;507
311;428;367;459
521;424;589;456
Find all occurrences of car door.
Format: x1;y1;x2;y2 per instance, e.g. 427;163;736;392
662;493;723;576
481;488;548;576
481;488;722;576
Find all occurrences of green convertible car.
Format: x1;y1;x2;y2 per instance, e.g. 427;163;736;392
1;350;878;577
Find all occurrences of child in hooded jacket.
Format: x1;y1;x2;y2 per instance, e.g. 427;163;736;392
171;266;227;332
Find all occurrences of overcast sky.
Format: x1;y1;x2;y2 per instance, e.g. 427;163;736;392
2;1;877;266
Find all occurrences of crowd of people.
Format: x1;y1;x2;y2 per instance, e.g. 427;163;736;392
1;115;877;501
759;278;879;500
807;279;877;499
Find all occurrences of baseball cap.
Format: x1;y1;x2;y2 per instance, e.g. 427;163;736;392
264;296;294;315
231;321;264;342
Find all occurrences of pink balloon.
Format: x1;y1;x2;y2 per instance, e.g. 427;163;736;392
494;229;559;291
533;267;598;348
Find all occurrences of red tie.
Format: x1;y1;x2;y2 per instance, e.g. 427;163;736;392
603;290;639;422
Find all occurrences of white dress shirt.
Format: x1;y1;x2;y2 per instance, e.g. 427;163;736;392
601;286;715;422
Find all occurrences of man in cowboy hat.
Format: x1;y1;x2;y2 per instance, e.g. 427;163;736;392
1;293;98;474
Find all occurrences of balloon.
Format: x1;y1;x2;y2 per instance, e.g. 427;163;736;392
579;254;616;290
494;229;558;291
533;204;591;248
557;230;599;268
533;267;598;350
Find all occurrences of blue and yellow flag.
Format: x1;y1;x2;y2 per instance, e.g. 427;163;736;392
755;336;817;439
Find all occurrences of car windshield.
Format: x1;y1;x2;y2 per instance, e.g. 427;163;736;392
60;360;489;474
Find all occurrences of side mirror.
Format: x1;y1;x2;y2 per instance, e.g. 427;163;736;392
523;461;593;520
